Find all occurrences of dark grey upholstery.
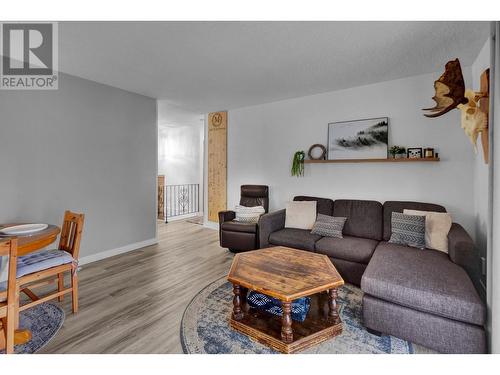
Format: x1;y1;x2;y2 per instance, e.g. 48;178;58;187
258;197;485;353
361;242;485;325
240;185;270;213
220;221;257;234
259;209;286;248
315;236;378;264
383;201;446;241
219;185;269;253
293;196;334;216
363;295;486;353
333;200;383;240
328;257;367;286
448;223;482;293
269;228;322;251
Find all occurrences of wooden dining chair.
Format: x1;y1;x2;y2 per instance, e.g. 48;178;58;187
0;238;19;354
17;211;84;314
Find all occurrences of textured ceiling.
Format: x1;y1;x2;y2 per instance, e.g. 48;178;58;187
58;21;490;113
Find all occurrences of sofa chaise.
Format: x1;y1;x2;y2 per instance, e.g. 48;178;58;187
258;196;486;353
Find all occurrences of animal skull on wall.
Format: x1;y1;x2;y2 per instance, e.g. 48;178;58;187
457;89;488;152
423;59;490;163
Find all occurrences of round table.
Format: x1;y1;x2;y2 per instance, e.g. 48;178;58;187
0;223;61;349
0;224;61;256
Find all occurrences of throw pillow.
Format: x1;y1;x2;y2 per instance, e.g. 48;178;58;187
284;201;317;230
311;214;347;238
234;205;265;223
403;209;452;253
389;212;426;249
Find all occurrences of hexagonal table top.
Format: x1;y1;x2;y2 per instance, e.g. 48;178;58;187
227;246;344;301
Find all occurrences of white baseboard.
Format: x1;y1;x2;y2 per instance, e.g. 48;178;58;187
79;238;158;266
166;212;202;222
203;221;219;230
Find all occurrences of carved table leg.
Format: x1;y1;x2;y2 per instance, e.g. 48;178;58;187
281;301;293;343
232;284;244;321
328;288;339;322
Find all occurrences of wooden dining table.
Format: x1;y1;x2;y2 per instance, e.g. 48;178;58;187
0;223;61;349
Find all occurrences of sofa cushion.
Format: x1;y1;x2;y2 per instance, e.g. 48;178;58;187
285;201;317;230
404;209;452;253
221;220;257;234
388;212;426;249
361;242;485;325
269;228;322;251
311;214;347;238
315;235;378;264
234;205;265;223
294;196;334;216
333;200;383;240
383;201;446;241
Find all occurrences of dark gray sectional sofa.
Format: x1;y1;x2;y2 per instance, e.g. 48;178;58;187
258;196;486;353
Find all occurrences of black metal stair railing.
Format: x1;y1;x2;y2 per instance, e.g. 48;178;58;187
165;184;200;220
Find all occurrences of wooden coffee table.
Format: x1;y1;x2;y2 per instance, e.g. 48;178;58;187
227;246;344;353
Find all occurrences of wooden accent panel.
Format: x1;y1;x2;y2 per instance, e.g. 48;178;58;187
207;111;227;222
305;157;440;164
479;69;490;164
157;175;165;220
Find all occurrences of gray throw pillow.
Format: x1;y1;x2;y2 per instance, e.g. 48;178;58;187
311;214;347;238
389;212;426;249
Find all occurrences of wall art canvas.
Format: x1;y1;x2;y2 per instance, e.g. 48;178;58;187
328;117;389;160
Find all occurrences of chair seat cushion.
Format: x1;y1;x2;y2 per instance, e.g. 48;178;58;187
315;236;378;264
269;228;322;251
17;249;75;278
220;220;257;234
361;242;485;325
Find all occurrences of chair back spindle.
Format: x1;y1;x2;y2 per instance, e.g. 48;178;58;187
58;211;85;260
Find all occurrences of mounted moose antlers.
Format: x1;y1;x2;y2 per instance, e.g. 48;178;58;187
423;58;490;163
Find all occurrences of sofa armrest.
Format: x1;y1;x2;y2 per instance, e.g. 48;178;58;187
448;223;476;269
258;209;286;248
218;210;236;224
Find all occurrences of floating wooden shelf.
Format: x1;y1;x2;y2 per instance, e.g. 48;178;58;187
304;157;440;164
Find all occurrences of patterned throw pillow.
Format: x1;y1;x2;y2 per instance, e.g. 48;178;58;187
389;212;426;249
234;205;265;223
311;214;347;238
403;209;452;253
246;291;311;322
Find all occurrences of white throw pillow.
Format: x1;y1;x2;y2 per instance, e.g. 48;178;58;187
285;201;317;230
234;205;265;223
403;209;452;253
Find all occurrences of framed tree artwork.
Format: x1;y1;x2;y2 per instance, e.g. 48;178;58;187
328;117;389;160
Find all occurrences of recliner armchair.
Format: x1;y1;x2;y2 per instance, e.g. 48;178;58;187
219;185;269;253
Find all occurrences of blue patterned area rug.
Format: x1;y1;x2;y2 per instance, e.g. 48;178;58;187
1;303;65;354
181;278;418;354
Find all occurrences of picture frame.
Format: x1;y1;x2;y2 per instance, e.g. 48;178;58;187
407;147;423;159
327;117;388;160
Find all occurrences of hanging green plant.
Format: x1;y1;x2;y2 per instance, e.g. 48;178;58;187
291;151;305;177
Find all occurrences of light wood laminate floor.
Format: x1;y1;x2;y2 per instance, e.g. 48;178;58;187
40;220;233;353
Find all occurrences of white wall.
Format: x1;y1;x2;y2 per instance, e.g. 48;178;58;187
225;70;477;235
157;101;204;214
471;38;492;299
0;73;158;260
490;21;500;354
158;124;204;186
